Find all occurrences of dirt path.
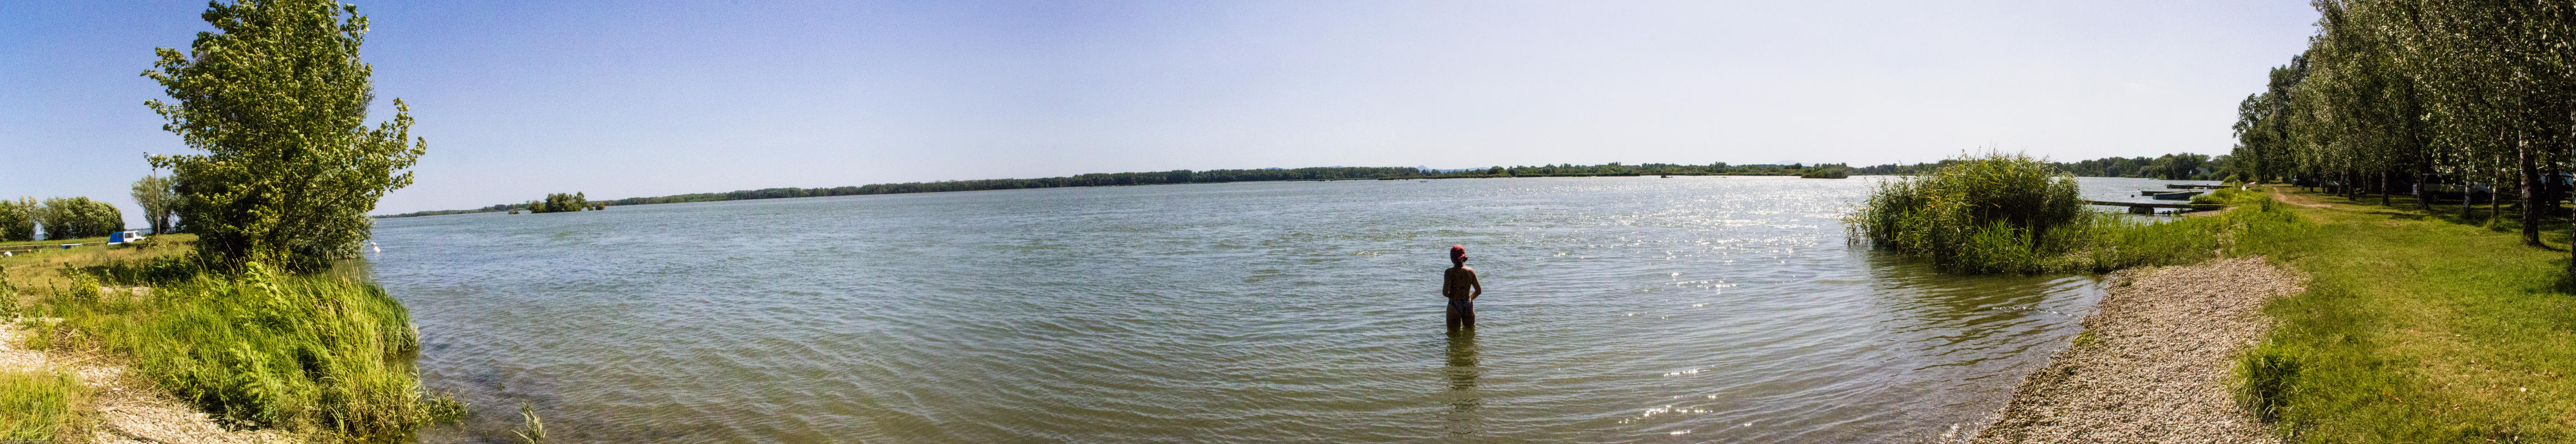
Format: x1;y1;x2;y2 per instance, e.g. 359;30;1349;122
1961;256;2305;444
2261;185;2332;208
0;320;298;444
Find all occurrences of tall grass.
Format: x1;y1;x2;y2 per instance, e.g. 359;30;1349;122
1849;154;2303;274
28;261;460;441
0;370;82;441
1847;152;2086;273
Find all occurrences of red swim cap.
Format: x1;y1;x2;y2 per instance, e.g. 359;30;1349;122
1450;245;1466;261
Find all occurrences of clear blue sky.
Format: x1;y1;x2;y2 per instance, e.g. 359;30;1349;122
2;1;2320;218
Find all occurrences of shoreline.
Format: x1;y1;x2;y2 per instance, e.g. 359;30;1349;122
1960;256;2305;443
1;319;298;444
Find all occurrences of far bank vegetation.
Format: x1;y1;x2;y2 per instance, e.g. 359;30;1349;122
517;191;601;214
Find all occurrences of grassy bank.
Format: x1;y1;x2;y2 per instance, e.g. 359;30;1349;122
0;236;455;442
2230;187;2576;442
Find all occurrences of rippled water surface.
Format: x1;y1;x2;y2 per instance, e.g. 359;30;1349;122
376;176;2205;443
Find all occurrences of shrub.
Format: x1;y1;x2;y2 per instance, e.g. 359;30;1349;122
1850;154;2302;274
1847;152;2087;273
1799;166;1853;179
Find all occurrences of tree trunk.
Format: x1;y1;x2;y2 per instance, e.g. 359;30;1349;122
2380;170;2391;206
2523;139;2544;247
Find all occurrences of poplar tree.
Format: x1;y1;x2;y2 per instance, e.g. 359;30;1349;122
130;175;178;235
144;0;425;273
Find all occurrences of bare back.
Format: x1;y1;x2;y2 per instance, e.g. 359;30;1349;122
1443;266;1481;300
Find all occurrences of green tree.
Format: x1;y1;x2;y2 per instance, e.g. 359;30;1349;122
527;192;591;214
130;175;178;235
0;197;36;242
38;197;125;240
144;0;425;273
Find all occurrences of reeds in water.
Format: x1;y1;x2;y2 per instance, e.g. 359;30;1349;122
1849;153;2303;274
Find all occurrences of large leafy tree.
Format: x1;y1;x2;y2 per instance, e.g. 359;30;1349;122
145;0;425;272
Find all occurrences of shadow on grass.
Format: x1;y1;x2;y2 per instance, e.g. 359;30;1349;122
2308;189;2576;248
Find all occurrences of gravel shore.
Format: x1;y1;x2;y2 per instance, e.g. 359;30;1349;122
0;320;299;444
1963;256;2306;444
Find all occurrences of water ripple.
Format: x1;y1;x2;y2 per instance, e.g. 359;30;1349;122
376;176;2207;443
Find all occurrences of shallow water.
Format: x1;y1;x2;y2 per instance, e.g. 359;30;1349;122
373;175;2208;443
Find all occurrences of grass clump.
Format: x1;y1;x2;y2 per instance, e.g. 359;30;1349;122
2235;342;2301;425
0;370;83;441
27;260;458;441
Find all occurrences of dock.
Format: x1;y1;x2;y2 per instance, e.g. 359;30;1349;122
2164;184;2233;189
2085;200;2222;214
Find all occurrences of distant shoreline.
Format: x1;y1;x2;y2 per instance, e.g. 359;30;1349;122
371;167;1833;219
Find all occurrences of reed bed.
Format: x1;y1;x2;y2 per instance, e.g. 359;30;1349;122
1849;153;2302;274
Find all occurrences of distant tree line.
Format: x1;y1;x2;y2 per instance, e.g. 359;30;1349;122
0;196;127;241
2225;0;2574;249
1852;153;2235;180
376;163;1843;218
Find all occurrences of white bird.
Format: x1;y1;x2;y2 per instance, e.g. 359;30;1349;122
370;242;381;253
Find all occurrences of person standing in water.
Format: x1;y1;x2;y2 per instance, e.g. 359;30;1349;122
1445;245;1482;331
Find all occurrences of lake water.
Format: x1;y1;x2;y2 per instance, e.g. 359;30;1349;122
373;176;2207;443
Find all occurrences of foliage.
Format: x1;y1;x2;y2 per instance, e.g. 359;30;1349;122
524;192;591;214
1847;153;2088;273
1798;165;1852;179
1850;154;2302;274
2227;0;2576;246
0;197;35;243
131;175;178;235
37;197;125;241
144;0;425;273
0;370;82;441
28;260;459;441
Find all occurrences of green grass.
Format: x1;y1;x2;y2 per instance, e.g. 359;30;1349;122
2233;187;2576;442
7;238;460;442
0;370;82;441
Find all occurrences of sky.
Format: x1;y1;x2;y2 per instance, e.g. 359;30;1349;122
2;1;2322;219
